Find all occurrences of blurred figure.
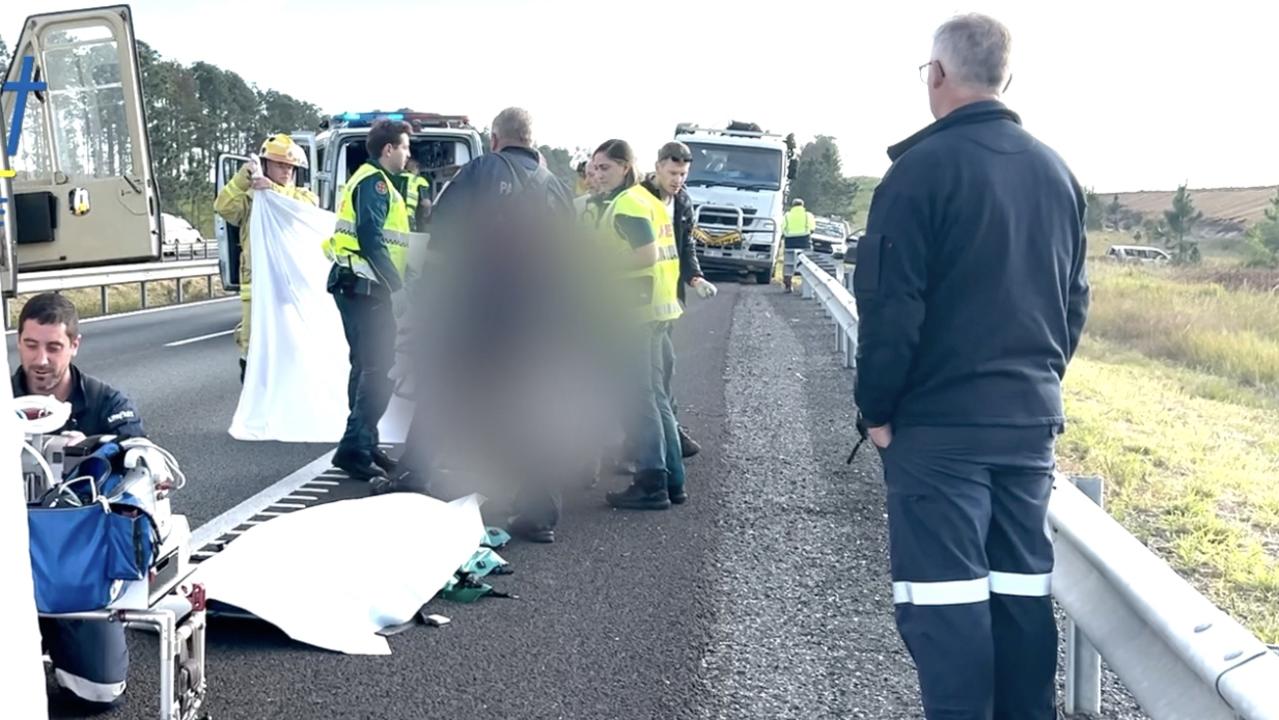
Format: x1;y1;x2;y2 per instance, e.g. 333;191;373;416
405;107;602;544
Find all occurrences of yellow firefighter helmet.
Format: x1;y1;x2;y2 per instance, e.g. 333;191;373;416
259;133;308;169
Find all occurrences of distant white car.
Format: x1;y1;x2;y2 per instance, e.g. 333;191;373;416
1106;244;1170;264
161;213;209;258
812;217;850;259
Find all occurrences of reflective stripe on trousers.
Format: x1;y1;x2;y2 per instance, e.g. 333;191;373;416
892;571;1052;606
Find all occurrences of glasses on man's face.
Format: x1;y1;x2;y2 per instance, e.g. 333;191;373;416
918;60;942;84
918;59;1014;92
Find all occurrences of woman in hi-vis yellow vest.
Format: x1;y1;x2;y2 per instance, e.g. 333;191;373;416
589;139;687;511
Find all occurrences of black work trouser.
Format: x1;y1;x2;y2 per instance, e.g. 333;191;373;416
880;424;1060;720
333;289;396;464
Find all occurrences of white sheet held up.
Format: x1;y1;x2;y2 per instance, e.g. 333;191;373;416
228;190;411;443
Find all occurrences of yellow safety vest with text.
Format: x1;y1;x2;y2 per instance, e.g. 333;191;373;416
600;184;682;323
783;206;815;237
323;162;412;281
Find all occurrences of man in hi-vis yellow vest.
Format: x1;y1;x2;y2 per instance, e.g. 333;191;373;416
781;197;817;293
321;118;413;483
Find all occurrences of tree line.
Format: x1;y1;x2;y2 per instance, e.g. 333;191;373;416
786;135;871;231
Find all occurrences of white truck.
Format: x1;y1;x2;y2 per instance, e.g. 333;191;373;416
674;121;798;284
215;111;485;291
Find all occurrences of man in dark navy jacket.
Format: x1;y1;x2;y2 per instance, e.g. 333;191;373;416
853;13;1090;719
11;292;145;707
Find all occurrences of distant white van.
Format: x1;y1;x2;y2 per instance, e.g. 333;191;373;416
1106;245;1170;264
161;213;208;259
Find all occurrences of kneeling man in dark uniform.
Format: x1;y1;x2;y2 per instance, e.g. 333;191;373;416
12;292;145;706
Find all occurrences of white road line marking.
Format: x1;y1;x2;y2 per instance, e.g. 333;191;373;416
190;450;335;550
285;494;319;502
268;502;306;510
299;487;330;494
5;296;236;336
164;328;235;347
309;480;340;486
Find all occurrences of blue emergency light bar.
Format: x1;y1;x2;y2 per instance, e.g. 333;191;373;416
325;111;471;130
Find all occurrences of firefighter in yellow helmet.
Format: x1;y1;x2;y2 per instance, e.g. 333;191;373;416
214;133;318;382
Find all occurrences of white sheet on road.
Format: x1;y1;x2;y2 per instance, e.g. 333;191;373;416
190;493;486;655
228;190;411;443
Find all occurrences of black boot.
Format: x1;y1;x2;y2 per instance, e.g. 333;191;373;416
239;358;246;384
606;470;671;511
370;468;432;496
333;451;387;483
372;448;399;474
678;426;701;458
508;515;555;544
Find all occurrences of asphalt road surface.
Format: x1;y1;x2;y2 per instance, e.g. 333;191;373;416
10;283;1148;720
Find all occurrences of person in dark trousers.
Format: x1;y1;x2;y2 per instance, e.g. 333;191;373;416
852;13;1090;719
401;107;583;543
11;293;145;707
322;119;414;482
640;141;717;459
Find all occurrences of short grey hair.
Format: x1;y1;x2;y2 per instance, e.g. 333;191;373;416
932;13;1011;92
492;106;534;147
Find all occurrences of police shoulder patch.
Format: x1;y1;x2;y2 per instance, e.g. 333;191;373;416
375;180;388;195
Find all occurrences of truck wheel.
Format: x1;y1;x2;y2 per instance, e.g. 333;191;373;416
755;270;772;285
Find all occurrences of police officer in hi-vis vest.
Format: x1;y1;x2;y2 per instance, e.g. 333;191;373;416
322;118;413;482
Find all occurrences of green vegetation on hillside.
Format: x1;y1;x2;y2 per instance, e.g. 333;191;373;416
1058;233;1279;642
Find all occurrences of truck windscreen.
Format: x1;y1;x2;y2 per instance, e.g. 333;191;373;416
685;143;782;191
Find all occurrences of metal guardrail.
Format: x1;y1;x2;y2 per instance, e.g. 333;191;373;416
18;258;219;293
793;253;1279;719
4;258;224;329
797;253;858;369
1051;476;1279;719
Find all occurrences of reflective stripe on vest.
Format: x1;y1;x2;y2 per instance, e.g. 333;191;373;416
322;162;411;280
601;184;683;324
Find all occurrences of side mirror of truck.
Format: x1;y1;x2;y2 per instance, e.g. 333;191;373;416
787;159;799;180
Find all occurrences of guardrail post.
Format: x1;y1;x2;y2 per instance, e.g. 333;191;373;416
207;275;213;299
1065;474;1105;717
140;281;148;309
177;278;185;305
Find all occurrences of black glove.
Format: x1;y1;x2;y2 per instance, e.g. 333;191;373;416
846;413;870;464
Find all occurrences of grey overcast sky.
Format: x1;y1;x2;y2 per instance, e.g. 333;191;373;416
2;0;1276;192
